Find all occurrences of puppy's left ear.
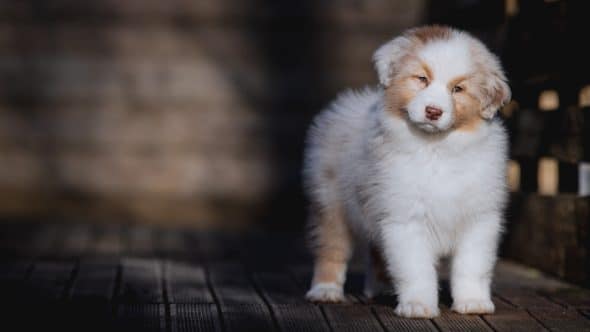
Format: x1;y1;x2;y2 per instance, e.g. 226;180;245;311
373;36;412;87
481;73;511;119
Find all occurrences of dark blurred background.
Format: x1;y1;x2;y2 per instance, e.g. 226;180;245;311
0;0;588;249
0;0;429;229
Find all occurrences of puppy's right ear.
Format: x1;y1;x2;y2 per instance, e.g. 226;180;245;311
373;36;412;87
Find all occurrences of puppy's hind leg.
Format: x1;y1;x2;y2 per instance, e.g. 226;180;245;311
305;204;353;303
364;244;392;299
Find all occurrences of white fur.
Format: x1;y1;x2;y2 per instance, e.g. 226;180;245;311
405;38;472;132
305;282;345;302
373;35;414;86
304;27;509;318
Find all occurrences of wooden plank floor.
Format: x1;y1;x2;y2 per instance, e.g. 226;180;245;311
1;222;589;331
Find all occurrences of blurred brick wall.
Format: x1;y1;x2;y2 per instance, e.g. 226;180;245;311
0;1;425;229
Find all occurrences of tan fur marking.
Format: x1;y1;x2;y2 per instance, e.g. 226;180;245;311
309;204;352;286
411;25;454;44
384;78;418;118
448;75;469;90
312;260;347;284
470;52;510;118
420;61;434;80
490;77;510;109
453;89;483;132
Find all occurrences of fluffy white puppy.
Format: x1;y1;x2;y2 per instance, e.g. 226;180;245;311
303;26;511;318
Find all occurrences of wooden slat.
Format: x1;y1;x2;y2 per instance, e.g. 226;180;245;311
169;304;222;332
220;304;277;332
65;302;116;332
495;287;563;309
128;226;156;257
571;196;589;286
93;224;124;256
254;272;307;305
494;260;574;290
254;272;330;332
482;297;548;331
26;260;76;301
583;107;590;161
208;264;277;331
0;223;37;256
118;258;163;303
190;232;242;261
28;224;61;257
540;288;590;309
373;305;438;331
165;261;213;303
272;305;331;332
559;161;579;193
516;157;539;192
239;233;309;266
504;194;587;286
0;260;31;281
508;105;587;164
69;258;119;303
208;264;265;306
288;265;313;290
484;308;548;332
158;229;191;259
1;224;589;331
0;260;32;301
432;310;492;332
528;308;590;332
511;109;546;160
60;224;92;257
322;305;385;332
117;304;166;332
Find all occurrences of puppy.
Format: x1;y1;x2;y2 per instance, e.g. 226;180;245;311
303;26;510;318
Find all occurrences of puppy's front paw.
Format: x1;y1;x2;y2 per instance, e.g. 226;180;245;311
452;299;495;314
395;301;440;318
305;283;345;303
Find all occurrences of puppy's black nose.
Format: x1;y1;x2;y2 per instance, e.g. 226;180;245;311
425;106;443;120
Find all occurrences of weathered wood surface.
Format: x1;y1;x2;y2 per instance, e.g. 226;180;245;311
503;193;590;288
0;222;589;331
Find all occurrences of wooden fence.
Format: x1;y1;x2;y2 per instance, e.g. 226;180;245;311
501;86;590;287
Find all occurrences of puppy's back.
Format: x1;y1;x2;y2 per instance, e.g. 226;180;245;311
303;88;380;203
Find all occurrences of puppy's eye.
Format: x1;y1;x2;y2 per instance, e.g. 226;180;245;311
417;76;428;84
452;85;464;93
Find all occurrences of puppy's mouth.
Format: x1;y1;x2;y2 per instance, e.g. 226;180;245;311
415;122;441;132
410;119;450;134
399;108;448;134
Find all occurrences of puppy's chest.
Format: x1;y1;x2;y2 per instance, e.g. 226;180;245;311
383;149;484;207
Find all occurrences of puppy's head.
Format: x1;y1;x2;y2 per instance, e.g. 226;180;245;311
374;26;511;133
